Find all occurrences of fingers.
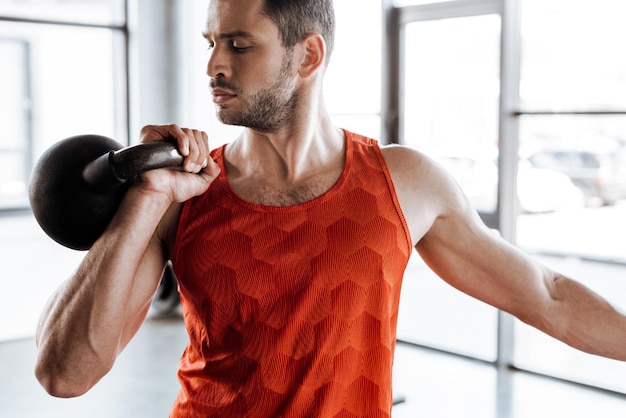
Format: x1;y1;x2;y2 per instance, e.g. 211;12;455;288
139;124;212;174
181;128;208;173
139;124;184;145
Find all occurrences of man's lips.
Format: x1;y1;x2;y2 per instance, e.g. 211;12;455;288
211;89;236;104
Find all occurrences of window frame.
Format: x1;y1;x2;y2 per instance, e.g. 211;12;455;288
0;2;130;213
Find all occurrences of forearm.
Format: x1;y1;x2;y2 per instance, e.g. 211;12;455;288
535;272;626;362
35;188;171;397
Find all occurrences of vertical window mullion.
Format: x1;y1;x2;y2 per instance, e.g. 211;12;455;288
495;0;521;369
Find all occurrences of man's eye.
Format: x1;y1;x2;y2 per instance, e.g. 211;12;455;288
231;43;249;53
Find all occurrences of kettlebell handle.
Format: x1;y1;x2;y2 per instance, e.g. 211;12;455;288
83;141;184;189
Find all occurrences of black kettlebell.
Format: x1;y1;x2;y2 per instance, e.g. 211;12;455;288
29;134;184;250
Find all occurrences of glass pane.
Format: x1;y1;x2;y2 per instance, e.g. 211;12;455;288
397;254;498;361
0;0;126;25
324;0;381;116
512;370;626;416
0;21;125;208
402;14;501;213
0;213;85;341
518;115;626;257
0;40;27;151
520;0;626;110
0;153;27;207
515;114;626;391
331;115;381;141
397;14;501;361
0;40;29;207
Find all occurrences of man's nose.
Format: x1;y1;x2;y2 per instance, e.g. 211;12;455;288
206;45;230;79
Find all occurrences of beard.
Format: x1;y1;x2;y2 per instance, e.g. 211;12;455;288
212;50;299;133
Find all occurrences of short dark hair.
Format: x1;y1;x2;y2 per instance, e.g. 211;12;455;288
261;0;336;62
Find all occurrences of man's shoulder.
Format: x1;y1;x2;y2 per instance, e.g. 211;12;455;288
380;144;474;242
380;144;435;176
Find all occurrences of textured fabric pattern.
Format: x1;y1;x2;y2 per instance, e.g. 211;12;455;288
170;131;412;417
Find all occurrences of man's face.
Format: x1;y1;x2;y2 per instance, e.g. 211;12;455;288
204;0;299;132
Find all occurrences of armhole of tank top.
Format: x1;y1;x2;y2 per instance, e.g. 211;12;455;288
373;145;414;254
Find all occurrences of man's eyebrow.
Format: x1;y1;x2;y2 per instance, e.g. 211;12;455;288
202;30;257;41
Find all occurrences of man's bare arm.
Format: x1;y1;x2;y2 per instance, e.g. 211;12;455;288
384;145;626;361
34;125;219;397
34;187;174;397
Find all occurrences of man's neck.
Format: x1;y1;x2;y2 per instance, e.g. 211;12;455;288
222;111;347;206
228;111;344;182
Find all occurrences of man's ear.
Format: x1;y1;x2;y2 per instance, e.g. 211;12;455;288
298;33;326;78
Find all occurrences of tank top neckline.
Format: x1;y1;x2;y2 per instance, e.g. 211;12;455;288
214;129;355;213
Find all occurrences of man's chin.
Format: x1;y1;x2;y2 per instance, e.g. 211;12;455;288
217;112;246;127
215;110;240;127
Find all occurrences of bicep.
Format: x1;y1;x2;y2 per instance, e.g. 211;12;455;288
385;144;554;324
415;206;552;324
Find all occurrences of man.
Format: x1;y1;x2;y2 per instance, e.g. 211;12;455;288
35;0;626;416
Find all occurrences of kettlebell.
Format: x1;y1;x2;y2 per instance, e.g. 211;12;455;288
29;134;183;250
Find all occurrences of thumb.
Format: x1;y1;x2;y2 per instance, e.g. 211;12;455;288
201;157;221;179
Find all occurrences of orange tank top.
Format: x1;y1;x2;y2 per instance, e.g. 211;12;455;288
171;130;412;417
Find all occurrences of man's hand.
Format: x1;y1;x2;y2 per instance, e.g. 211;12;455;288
137;124;221;203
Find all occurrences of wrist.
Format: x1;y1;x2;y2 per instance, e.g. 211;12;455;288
105;186;173;238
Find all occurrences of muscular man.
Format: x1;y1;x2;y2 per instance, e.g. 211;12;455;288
35;0;626;416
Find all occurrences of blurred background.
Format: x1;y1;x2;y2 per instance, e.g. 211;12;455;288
1;0;626;416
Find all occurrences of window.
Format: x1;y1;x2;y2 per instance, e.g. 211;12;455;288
0;39;30;208
401;14;502;215
325;0;382;139
0;0;128;341
0;1;128;210
392;0;626;395
513;0;626;392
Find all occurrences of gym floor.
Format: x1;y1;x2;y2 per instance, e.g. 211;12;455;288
2;214;626;417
